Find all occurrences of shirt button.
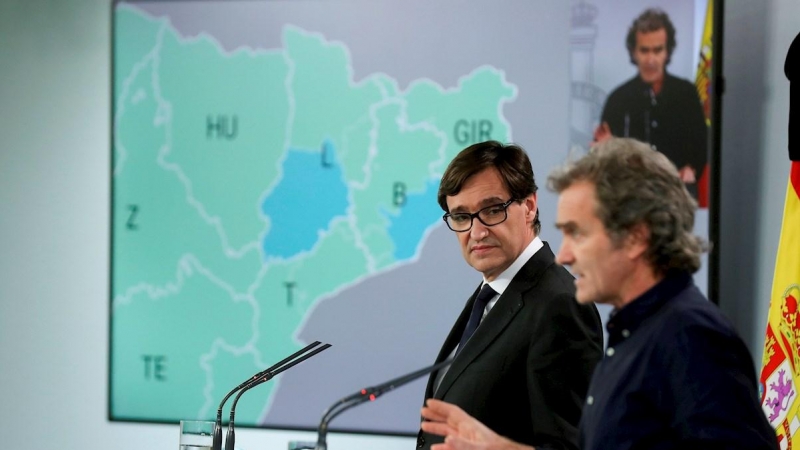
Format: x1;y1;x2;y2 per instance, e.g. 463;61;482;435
587;395;594;405
606;347;615;357
621;329;630;338
651;120;658;128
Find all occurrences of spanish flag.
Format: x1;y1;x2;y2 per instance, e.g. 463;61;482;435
760;161;800;449
694;1;713;125
694;0;713;208
759;31;800;449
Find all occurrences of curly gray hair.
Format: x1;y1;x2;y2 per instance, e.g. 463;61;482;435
547;138;706;275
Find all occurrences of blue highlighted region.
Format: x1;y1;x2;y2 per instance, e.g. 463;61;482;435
261;144;348;258
384;179;442;260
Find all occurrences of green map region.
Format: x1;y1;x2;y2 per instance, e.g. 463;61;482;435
111;5;517;425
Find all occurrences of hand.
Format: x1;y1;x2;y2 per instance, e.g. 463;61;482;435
592;122;612;145
420;399;534;450
678;165;696;184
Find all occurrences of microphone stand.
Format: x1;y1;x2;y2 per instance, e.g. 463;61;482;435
224;343;332;450
314;358;452;450
211;341;329;450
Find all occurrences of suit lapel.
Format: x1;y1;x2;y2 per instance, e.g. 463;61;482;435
433;243;557;399
424;282;482;398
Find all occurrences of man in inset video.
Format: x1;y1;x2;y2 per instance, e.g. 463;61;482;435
594;8;707;198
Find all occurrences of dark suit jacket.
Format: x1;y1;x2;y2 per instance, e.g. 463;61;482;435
417;243;603;450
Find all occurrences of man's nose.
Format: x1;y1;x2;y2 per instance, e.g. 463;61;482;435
556;243;573;266
470;219;489;239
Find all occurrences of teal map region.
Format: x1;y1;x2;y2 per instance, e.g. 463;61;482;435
110;3;517;427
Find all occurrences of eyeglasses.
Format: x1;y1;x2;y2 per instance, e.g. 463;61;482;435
442;198;516;232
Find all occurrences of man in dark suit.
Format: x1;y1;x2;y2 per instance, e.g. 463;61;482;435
416;141;603;450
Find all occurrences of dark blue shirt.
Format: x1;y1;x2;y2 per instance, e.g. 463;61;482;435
578;272;777;450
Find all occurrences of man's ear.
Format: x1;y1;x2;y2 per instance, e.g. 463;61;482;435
625;222;650;260
524;193;538;220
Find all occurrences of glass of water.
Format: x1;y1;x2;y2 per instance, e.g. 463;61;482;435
179;420;215;450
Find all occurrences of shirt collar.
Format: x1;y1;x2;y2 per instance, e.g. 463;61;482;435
635;71;673;93
606;271;693;345
483;236;543;296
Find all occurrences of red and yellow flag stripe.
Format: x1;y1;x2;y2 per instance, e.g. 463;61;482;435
761;161;800;449
694;0;713;208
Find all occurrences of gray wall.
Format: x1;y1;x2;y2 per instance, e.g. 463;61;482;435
718;1;797;355
1;1;797;449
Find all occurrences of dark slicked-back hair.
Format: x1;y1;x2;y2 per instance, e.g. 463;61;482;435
547;138;705;275
438;140;540;235
626;8;677;66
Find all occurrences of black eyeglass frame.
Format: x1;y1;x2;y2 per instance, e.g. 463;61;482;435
442;198;517;232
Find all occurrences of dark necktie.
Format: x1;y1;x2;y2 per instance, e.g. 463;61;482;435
456;284;497;355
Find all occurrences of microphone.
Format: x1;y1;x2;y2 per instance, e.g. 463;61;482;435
224;343;332;450
211;341;329;450
313;358;453;450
